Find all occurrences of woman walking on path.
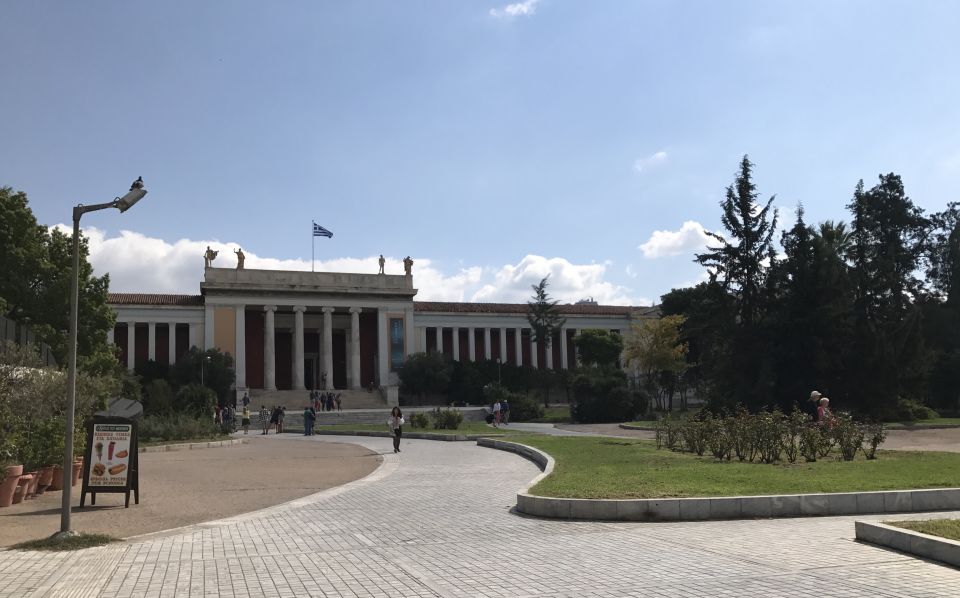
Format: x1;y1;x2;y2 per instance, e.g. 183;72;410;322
492;400;501;427
241;406;251;435
388;407;404;453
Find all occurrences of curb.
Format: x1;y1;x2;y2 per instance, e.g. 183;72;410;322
618;423;656;431
139;438;246;453
307;430;505;442
856;520;960;567
477;438;960;522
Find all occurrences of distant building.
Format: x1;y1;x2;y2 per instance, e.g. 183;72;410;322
108;267;656;401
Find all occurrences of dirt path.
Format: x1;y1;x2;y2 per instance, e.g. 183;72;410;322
0;436;381;547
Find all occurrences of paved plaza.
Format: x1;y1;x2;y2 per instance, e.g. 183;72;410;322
1;434;959;597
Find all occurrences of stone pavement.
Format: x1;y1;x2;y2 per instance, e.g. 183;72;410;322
1;435;959;597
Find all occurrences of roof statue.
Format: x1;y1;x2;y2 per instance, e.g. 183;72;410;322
378;254;385;275
204;246;219;268
403;256;413;276
234;248;245;270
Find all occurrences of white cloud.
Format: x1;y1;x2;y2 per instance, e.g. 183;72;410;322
633;150;668;173
57;227;645;305
639;220;712;259
470;255;639;305
489;0;539;19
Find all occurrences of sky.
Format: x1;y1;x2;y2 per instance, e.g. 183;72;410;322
3;1;960;306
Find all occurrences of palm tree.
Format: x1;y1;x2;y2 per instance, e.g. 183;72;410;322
817;220;853;261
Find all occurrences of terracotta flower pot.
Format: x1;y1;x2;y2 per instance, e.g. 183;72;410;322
36;466;54;495
50;466;64;491
71;462;82;487
13;475;32;504
26;471;40;498
0;465;23;507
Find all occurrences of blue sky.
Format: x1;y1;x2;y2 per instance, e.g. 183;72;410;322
3;1;959;305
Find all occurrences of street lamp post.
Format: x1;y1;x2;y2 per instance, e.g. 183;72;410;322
497;358;502;386
59;181;147;536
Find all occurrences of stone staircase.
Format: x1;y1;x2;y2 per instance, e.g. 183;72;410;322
247;388;389;410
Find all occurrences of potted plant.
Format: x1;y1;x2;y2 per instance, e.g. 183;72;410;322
12;473;31;504
0;436;23;507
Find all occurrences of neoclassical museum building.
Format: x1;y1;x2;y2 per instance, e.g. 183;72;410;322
108;266;654;403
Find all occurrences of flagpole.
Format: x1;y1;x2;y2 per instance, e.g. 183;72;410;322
311;221;315;272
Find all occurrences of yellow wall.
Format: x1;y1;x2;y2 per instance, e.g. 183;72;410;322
213;307;236;356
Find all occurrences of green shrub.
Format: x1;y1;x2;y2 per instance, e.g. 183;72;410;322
486;385;544;422
863;422;887;459
572;369;646;423
430;407;463;430
175;383;217;417
138;413;223;442
143;379;175;414
409;412;430;429
895;398;939;422
832;412;865;461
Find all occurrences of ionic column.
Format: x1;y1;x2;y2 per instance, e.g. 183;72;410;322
545;335;554;370
126;323;135;370
436;327;444;354
377;307;389;385
499;327;507;362
514;328;523;367
322;307;334;389
405;308;415;357
350;307;362;389
419;327;427;353
468;327;476;362
264;305;277;390
483;328;492;360
204;305;215;350
293;305;305;390
148;322;156;361
234;305;246;388
452;327;460;360
529;332;539;369
168;324;177;365
559;328;569;370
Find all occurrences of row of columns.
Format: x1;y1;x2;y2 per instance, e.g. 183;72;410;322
422;326;580;370
111;322;200;370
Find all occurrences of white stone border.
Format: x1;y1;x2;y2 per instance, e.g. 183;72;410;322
856;520;960;567
478;438;960;521
314;429;503;442
139;438;246;453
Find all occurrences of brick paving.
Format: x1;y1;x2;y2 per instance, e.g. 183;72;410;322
1;435;958;597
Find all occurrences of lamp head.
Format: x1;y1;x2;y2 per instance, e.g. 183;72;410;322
116;188;147;213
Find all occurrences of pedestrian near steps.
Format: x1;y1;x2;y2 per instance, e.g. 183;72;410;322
259;405;271;435
388;407;404;453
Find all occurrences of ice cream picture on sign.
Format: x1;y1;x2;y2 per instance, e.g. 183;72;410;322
87;424;132;488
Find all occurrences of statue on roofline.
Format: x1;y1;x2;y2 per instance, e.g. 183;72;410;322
234;247;245;270
403;256;413;276
204;246;219;268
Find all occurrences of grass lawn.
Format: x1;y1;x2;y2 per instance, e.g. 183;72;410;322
509;436;960;499
312;421;521;436
889;519;960;541
526;405;571;424
885;418;960;428
12;533;117;551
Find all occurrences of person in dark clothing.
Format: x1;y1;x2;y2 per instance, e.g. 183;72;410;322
388;407;404;453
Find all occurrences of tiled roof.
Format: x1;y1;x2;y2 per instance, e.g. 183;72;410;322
413;301;656;316
108;293;204;306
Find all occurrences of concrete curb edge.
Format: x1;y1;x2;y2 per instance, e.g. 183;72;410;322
855;520;960;567
139;438;247;453
477;438;960;522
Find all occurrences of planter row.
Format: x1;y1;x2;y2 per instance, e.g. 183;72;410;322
0;460;84;508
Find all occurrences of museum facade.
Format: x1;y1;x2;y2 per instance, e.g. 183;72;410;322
108;267;653;396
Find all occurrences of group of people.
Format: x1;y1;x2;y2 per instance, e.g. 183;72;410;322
311;389;342;412
258;405;286;435
809;390;833;424
490;398;510;427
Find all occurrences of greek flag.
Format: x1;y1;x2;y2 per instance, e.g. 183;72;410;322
313;222;333;238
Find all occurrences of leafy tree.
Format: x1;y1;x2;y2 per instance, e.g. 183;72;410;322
0;186;115;367
928;202;960;305
527;275;566;405
573;329;623;368
624;315;688;411
398;352;452;401
175;383;217;417
170;347;235;406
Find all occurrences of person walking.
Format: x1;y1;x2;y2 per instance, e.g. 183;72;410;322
303;404;316;436
500;398;510;425
259;405;271;435
278;406;286;433
270;406;281;432
817;397;833;426
336;392;342;411
388;407;404;453
492;399;501;427
241;406;251;435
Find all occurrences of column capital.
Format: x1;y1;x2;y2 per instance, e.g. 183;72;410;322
321;306;336;314
293;305;306;313
349;306;363;314
264;304;277;312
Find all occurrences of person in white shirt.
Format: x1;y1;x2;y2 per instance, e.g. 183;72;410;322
388;407;405;453
492;400;502;427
